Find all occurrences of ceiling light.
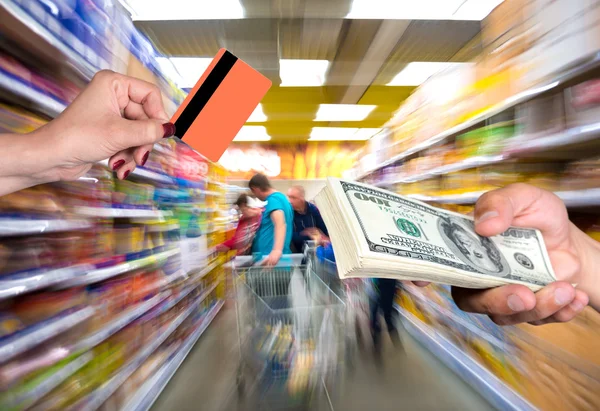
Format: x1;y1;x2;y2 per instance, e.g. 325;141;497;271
124;0;245;20
346;0;502;20
309;127;383;141
314;104;377;121
387;62;467;86
156;57;212;88
279;60;330;87
247;104;267;122
234;126;271;142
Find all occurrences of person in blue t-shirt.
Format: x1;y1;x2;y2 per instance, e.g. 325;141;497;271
248;173;293;266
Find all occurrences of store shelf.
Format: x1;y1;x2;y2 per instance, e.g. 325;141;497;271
0;306;95;363
379;155;507;186
58;248;180;288
184;261;219;281
397;305;536;411
402;285;511;351
0;217;92;237
374;121;600;185
123;300;225;411
149;281;218;321
0;70;66;117
0;263;94;300
72;293;169;352
74;206;173;219
409;188;600;207
406;192;486;204
67;298;222;411
2;352;94;410
505;122;600;155
0;0;99;81
359;50;600;179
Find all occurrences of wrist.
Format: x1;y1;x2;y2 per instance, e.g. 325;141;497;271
32;128;62;183
0;130;57;193
572;224;600;310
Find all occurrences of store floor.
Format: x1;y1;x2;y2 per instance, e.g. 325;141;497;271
152;300;493;411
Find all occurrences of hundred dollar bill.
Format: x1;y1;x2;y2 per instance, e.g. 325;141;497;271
314;178;556;290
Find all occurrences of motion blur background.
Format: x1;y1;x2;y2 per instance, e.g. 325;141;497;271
0;0;599;410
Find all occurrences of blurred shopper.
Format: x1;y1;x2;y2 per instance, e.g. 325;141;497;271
370;278;401;357
287;185;329;253
248;174;293;266
216;193;262;256
0;70;175;197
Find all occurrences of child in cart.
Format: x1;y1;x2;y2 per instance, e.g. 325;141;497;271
216;193;262;256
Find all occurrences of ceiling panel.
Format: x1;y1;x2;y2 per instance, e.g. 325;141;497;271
374;20;481;84
241;0;352;18
278;18;344;60
135;13;481;142
135;20;223;56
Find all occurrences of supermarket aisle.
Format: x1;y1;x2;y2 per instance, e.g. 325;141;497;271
152;302;493;411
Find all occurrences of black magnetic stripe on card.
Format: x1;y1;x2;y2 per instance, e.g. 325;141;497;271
175;50;238;138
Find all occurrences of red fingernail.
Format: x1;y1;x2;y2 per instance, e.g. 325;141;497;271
123;170;130;179
142;151;149;166
112;159;125;170
162;122;175;138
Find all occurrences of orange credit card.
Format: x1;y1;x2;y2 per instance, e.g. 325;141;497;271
170;49;272;162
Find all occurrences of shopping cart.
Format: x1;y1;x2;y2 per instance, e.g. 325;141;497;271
232;250;346;410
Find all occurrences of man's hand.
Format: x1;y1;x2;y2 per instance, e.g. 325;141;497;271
262;250;282;266
447;183;596;326
301;228;329;244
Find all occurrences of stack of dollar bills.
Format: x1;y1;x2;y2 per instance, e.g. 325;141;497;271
314;178;556;290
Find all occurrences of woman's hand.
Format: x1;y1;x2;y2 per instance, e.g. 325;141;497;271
447;184;599;326
31;70;175;182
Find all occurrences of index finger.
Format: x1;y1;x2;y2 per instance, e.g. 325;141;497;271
115;74;169;121
451;284;537;316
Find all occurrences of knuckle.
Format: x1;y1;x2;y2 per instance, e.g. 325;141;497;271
93;69;115;83
479;298;495;315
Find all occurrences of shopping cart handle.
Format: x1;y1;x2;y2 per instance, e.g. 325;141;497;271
232;253;305;268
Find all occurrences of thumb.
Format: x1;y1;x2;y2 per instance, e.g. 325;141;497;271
474;184;567;244
113;118;173;149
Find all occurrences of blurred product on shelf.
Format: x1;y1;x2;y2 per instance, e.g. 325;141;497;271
0;0;185;113
352;0;600;184
0;42;228;411
0;51;81;106
0;103;48;134
0;1;239;409
220;142;362;180
397;282;600;411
